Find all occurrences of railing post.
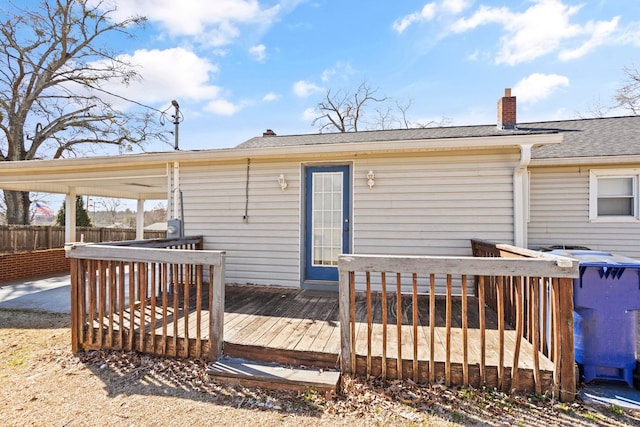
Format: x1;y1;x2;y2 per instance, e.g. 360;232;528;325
339;268;352;374
70;257;79;353
209;254;226;361
557;277;576;401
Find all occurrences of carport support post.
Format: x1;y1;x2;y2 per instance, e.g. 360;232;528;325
65;190;77;243
136;199;145;240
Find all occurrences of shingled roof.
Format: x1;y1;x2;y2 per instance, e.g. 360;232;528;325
236;115;640;160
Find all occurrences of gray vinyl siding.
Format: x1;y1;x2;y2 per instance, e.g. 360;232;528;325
353;151;518;257
178;149;519;289
528;166;640;259
181;160;302;288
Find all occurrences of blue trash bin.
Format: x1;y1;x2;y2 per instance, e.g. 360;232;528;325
552;250;640;386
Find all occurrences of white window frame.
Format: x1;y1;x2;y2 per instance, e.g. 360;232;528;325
589;169;640;222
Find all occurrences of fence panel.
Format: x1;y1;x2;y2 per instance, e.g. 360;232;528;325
0;225;166;253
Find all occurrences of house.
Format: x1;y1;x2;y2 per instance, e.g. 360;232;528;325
0;90;638;290
527;116;640;257
1;89;602;398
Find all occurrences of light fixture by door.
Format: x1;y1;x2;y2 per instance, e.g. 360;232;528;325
367;170;375;189
278;174;288;191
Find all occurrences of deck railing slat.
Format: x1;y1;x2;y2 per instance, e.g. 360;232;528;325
478;275;486;384
108;261;115;348
445;274;452;386
396;272;403;380
366;272;372;378
532;277;541;394
497;275;504;389
412;273;419;383
381;272;388;379
429;273;436;383
461;274;469;386
512;276;524;391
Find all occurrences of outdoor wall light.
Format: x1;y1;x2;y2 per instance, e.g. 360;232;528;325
278;174;288;191
367;170;375;189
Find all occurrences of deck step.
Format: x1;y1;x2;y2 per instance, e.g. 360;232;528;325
207;357;341;393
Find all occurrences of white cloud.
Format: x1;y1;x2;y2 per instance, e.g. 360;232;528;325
392;0;470;34
559;16;619;61
320;62;355;82
392;3;437;34
513;73;570;104
441;0;470;15
466;49;479;61
449;0;620;65
205;99;241;115
102;0;283;46
262;92;279;102
98;48;221;107
249;44;266;62
302;107;317;122
84;47;245;116
292;80;323;98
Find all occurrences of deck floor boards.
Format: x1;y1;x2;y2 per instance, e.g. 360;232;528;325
91;284;553;373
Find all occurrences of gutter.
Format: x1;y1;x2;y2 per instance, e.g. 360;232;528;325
514;144;532;248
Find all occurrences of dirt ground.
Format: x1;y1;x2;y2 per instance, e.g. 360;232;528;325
1;309;639;427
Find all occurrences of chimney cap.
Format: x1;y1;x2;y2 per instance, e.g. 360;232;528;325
263;129;276;137
504;88;512;97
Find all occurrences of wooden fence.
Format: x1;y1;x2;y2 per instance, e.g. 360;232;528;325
338;245;579;401
67;236;226;361
0;225;166;253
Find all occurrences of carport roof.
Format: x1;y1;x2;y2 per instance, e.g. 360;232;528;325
0;154;170;200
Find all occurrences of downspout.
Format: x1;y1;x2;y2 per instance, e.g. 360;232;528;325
513;144;532;248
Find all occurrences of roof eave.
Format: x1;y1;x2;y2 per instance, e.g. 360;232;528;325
530;154;640;167
0;133;563;174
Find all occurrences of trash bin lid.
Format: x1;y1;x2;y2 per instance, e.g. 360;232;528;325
549;249;640;268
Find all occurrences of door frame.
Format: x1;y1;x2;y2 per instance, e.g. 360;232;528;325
302;163;352;289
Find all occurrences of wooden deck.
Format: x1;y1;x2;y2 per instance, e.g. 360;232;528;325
90;284;555;391
70;238;578;399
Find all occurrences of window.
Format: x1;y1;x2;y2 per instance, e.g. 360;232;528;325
589;170;639;221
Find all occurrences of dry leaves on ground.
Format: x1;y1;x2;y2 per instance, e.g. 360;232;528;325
2;309;640;426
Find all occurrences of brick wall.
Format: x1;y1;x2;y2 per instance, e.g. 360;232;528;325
0;248;70;282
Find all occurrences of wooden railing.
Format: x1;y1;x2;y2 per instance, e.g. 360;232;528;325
93;235;204;250
470;239;577;400
338;249;578;401
66;236;225;361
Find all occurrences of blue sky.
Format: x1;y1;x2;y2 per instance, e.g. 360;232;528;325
20;0;640;212
75;0;640;152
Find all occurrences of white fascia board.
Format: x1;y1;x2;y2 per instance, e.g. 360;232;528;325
0;133;562;175
530;155;640;167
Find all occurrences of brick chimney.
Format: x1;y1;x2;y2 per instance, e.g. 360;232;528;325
497;88;516;130
263;129;276;137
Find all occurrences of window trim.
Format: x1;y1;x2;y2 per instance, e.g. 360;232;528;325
589;169;640;222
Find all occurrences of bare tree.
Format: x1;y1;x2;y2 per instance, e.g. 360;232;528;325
576;96;613;119
394;99;450;129
616;65;640;115
311;82;388;132
311;82;449;132
98;198;121;222
0;0;167;224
